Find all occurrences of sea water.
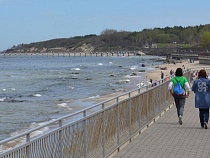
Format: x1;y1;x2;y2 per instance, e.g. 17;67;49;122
0;55;163;141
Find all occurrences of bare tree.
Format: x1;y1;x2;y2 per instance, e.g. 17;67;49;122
101;29;117;35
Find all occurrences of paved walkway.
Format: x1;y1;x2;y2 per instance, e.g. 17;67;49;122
113;93;210;158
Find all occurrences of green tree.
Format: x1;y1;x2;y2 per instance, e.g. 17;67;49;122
201;31;210;48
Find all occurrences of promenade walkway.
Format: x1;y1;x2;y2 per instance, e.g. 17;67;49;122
113;93;210;158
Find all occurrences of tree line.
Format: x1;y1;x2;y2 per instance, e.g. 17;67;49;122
11;24;210;52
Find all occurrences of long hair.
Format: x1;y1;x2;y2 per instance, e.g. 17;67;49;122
198;69;207;78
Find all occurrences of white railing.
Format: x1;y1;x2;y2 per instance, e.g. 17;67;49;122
0;70;190;158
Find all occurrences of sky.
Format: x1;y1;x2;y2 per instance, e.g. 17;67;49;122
0;0;210;51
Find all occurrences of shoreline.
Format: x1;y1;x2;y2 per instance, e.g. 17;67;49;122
0;55;159;142
76;59;210;107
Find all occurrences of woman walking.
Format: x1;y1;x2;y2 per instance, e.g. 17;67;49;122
168;68;190;125
192;69;210;129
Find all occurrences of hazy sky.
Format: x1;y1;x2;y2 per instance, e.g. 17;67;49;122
0;0;209;51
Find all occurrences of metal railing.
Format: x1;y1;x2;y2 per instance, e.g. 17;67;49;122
0;70;190;158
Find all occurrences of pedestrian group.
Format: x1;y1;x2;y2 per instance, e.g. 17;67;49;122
168;68;210;129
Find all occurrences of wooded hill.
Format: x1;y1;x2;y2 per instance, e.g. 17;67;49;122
8;24;210;53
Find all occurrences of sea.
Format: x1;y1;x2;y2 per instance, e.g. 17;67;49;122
0;55;164;141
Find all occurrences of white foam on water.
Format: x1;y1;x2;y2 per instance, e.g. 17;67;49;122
98;63;103;65
57;103;68;108
109;62;113;64
88;95;100;99
2;89;6;91
57;101;72;110
11;88;16;91
130;66;137;70
117;79;131;84
71;68;80;71
0;98;6;102
33;94;42;97
68;86;74;89
125;75;139;78
125;79;130;83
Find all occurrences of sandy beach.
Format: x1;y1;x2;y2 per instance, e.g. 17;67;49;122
146;60;210;82
78;59;210;107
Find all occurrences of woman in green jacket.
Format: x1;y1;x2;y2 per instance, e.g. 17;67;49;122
168;68;190;125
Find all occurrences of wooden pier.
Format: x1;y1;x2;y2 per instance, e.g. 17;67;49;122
1;52;140;57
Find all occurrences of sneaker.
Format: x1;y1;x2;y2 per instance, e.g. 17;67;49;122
179;115;183;125
204;122;208;129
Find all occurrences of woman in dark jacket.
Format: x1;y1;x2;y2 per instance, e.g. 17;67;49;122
192;69;210;129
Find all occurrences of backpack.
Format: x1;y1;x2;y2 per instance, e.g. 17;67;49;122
173;79;185;95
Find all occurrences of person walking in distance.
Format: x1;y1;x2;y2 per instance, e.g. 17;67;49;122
161;71;164;82
192;69;210;129
168;68;190;125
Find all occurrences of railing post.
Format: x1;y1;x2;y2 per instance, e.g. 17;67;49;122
138;88;140;94
102;103;105;158
59;120;63;158
146;85;149;123
26;134;30;158
83;111;87;158
138;90;141;130
152;88;155;118
129;93;131;138
164;83;167;108
116;97;120;150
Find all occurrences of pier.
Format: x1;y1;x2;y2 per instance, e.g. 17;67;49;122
1;51;144;57
2;48;209;62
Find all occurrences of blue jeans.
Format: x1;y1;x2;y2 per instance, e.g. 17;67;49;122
199;108;209;127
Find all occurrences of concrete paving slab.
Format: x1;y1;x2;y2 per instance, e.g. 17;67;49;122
112;93;210;158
